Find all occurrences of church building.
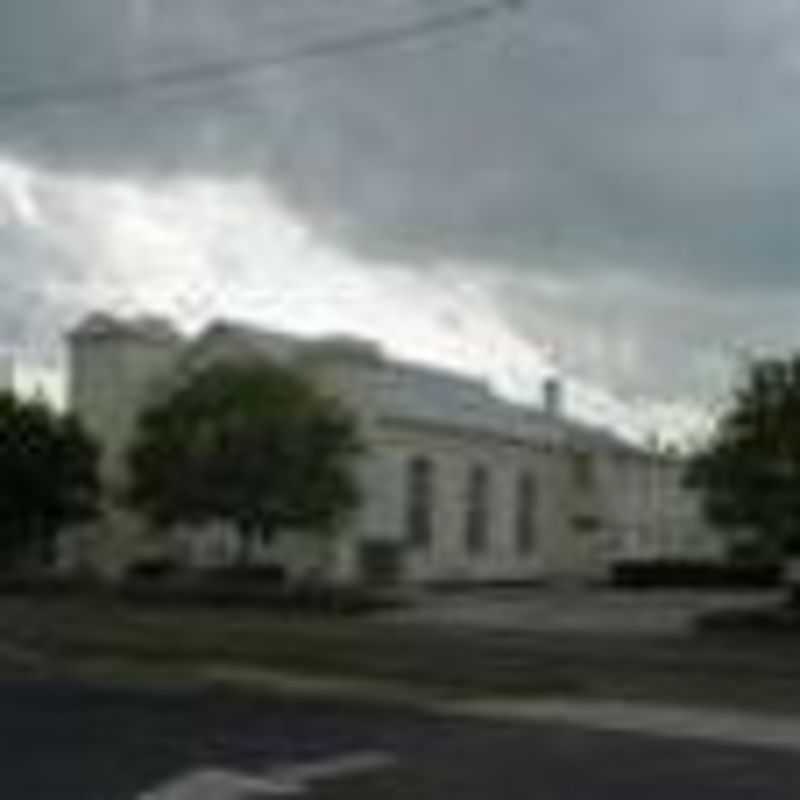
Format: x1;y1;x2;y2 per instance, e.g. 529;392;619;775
64;312;721;584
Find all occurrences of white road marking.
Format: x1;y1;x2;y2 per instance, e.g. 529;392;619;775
138;768;302;799
268;751;396;784
138;750;396;799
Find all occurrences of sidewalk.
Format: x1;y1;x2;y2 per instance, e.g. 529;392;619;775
204;664;800;754
444;698;800;753
7;640;800;754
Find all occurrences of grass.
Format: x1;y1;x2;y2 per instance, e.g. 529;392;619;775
3;593;800;713
0;594;575;697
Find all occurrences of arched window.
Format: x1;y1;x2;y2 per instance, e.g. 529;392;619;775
516;470;538;555
406;455;434;548
465;464;491;555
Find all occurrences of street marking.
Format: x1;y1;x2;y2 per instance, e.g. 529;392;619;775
138;768;302;799
138;750;396;799
269;751;396;784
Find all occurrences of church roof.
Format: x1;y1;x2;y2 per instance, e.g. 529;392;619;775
142;315;647;456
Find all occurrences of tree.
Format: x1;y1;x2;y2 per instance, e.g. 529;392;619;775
686;355;800;559
126;359;363;563
0;392;100;568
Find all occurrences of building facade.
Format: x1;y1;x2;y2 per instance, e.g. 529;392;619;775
0;352;13;394
64;313;722;583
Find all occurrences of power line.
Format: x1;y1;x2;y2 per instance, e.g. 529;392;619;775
0;2;523;116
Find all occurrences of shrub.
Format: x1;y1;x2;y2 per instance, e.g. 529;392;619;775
611;559;783;589
125;557;181;582
200;564;287;586
115;569;399;615
695;605;800;634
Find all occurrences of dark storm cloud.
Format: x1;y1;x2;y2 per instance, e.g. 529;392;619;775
2;0;800;409
3;0;799;285
495;270;800;403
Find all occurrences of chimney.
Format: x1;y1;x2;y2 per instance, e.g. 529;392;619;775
543;376;563;417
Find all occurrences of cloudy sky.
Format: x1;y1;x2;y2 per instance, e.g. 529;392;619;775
2;0;799;443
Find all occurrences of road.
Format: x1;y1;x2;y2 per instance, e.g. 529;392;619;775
2;678;800;798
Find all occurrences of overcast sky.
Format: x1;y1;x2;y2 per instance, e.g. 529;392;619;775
2;0;800;443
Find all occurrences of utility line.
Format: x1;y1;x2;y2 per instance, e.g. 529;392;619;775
0;1;523;116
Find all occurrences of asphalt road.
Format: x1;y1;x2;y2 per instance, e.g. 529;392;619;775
3;678;800;799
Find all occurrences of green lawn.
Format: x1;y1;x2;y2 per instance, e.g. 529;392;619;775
0;595;572;696
2;593;800;713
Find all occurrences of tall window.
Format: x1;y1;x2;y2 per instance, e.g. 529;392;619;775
516;470;538;555
465;464;491;555
406;456;434;548
572;450;596;491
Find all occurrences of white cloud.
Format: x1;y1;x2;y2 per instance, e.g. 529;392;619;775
0;158;699;441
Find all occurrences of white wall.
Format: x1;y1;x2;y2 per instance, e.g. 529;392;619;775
594;450;723;562
65;313;724;584
365;420;548;584
70;326;183;487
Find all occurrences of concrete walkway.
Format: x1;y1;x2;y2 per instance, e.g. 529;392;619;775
204;665;800;754
444;698;800;753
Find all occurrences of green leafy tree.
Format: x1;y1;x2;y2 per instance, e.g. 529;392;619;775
0;392;100;568
686;356;800;559
127;359;363;563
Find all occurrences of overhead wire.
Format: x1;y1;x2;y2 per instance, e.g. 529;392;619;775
0;1;525;118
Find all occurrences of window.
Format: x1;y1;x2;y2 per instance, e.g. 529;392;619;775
406;455;434;548
572;450;596;490
516;470;537;555
465;464;491;555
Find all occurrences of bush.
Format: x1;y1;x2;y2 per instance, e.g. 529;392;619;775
611;559;783;589
125;557;181;582
695;605;800;634
115;569;400;615
200;564;287;586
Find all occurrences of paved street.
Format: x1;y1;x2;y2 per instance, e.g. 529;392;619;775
3;678;800;798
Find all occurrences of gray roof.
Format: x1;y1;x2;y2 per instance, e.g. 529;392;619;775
173;317;649;456
367;358;565;446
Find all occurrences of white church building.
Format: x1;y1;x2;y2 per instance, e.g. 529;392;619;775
64;312;721;584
